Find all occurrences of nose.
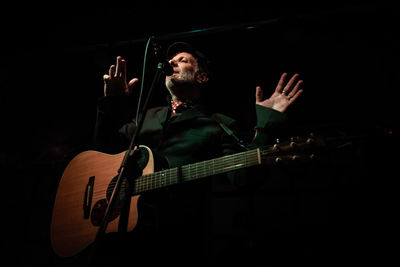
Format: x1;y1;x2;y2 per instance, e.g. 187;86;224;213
169;59;177;67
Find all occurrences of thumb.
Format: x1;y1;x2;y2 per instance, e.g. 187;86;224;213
128;78;139;88
126;78;139;94
255;86;263;103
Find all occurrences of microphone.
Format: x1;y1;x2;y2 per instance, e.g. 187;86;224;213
160;60;173;76
151;38;174;76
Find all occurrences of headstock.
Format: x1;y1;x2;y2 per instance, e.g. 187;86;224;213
261;133;326;166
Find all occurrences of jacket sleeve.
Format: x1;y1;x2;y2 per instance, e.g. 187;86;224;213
222;104;288;188
250;104;288;148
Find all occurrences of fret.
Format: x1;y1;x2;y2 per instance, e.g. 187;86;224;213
195;162;198;181
201;161;206;178
186;163;191;182
133;148;263;195
170;167;178;185
166;168;170;186
181;164;192;182
151;174;155;189
212;158;215;176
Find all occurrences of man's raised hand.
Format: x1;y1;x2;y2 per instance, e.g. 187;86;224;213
103;56;139;96
255;73;303;113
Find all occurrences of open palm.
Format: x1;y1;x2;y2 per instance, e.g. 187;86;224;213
256;73;303;113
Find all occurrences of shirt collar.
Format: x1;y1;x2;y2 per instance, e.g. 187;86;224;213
166;95;195;115
171;99;194;115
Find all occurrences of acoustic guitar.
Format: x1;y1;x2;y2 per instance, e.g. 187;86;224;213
51;135;324;257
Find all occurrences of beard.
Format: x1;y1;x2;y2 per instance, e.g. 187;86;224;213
165;71;196;97
164;70;202;103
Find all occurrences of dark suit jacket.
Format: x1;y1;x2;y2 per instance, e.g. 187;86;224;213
94;96;287;167
94;94;287;221
92;95;288;265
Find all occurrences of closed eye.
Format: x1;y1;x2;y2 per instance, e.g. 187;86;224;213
179;57;188;63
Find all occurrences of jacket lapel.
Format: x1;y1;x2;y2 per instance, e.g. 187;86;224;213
152;104;212;128
154;106;170;126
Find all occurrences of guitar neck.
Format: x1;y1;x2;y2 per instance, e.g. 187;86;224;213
133;148;261;194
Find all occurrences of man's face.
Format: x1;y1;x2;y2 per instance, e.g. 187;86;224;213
165;52;199;91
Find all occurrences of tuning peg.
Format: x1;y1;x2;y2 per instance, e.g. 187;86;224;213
307;133;315;144
272;138;280;151
290;137;297;148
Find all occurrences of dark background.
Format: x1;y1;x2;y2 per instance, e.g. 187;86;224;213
2;1;397;266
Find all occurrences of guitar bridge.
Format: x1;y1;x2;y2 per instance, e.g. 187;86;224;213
83;176;95;219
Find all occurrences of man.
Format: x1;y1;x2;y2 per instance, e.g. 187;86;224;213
93;41;303;266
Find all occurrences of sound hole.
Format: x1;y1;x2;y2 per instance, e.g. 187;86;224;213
90;146;150;227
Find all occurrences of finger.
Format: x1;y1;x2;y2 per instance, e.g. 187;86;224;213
115;56;123;77
118;58;127;78
283;73;300;94
255;86;263;103
287;80;303;98
103;75;110;96
109;65;116;77
103;74;111;86
275;73;287;93
288;89;303;104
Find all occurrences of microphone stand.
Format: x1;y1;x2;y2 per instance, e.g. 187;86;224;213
88;36;168;266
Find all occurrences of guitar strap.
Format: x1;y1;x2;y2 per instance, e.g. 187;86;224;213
210;114;250;151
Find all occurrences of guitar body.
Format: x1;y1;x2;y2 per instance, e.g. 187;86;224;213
51;146;154;257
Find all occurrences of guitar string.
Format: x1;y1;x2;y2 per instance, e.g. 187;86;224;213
134;150;255;185
134;150;259;193
132;139;312;192
136;161;259;193
91;138;315;199
91;150;259;198
91;139;311;198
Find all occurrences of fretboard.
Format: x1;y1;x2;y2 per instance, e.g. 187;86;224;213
133;148;261;194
